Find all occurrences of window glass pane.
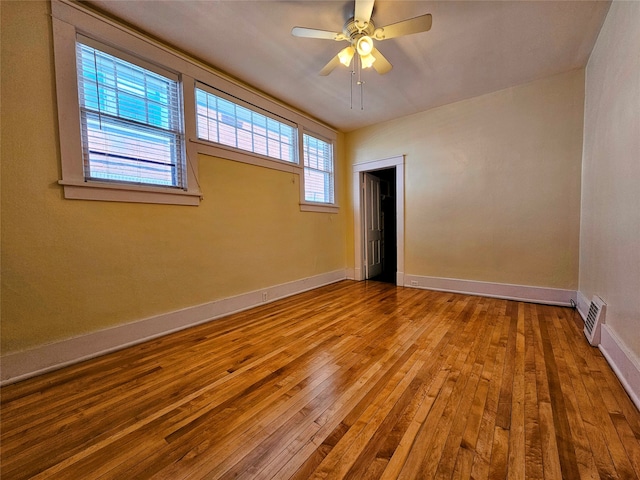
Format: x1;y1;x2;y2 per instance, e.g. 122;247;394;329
303;134;334;204
195;87;296;163
76;42;184;187
83;113;177;185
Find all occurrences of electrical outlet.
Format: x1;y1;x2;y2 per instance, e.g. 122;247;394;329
410;280;418;287
262;291;268;302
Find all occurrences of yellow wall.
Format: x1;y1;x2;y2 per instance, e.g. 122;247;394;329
1;1;346;353
345;70;584;289
580;1;640;355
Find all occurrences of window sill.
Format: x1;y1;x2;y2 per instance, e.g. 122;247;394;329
299;202;339;213
59;180;202;206
190;138;300;174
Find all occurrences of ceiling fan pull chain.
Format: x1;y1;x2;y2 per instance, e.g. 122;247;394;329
350;69;354;110
356;54;365;110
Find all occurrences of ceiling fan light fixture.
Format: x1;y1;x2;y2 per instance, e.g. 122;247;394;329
338;46;355;67
360;53;376;69
356;35;374;56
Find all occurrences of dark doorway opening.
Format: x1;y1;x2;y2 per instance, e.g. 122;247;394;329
367;168;397;284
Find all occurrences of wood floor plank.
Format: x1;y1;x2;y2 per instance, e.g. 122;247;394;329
523;303;544;480
433;300;497;480
468;302;510;480
2;281;639;480
506;303;526;480
396;297;489;479
537;309;589;479
541;310;604;478
530;305;563;480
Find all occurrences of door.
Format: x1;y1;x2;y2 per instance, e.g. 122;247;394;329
364;172;382;279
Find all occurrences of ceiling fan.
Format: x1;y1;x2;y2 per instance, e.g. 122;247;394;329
291;0;432;76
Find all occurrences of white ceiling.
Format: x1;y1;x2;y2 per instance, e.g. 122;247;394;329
87;0;610;132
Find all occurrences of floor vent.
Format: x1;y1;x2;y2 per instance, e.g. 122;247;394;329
584;295;606;346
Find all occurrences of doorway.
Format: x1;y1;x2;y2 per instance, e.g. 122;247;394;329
364;168;397;283
352;155;405;287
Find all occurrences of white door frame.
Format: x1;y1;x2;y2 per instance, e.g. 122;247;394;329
353;155;405;286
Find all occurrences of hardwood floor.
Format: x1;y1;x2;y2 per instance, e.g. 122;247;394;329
2;280;639;479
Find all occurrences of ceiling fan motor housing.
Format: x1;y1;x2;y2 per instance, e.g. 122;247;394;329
344;17;375;41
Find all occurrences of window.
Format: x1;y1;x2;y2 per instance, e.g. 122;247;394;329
195;86;296;164
52;2;201;206
303;134;334;204
52;0;336;208
77;38;184;188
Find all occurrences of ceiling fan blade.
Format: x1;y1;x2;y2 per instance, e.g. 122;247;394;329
371;48;392;74
354;0;375;26
374;14;432;40
292;27;346;41
319;53;342;76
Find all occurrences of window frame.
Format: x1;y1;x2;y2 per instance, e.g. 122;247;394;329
76;36;186;189
52;3;201;205
195;82;298;167
51;0;337;210
301;132;336;210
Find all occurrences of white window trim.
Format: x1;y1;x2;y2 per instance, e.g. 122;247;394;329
190;137;301;175
51;0;338;210
52;2;201;205
195;82;298;166
299;130;338;213
299;202;339;213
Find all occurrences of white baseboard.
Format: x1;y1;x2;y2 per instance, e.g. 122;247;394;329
0;270;347;385
403;274;576;306
599;324;640;412
353;267;362;281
